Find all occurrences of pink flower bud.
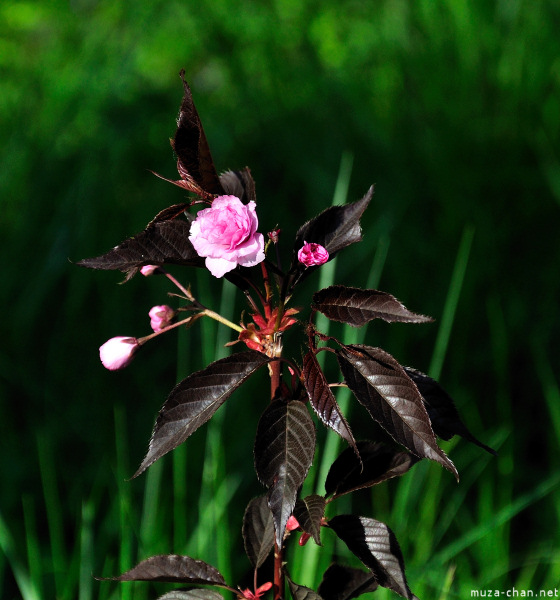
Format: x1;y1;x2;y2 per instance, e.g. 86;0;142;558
99;337;139;370
297;241;329;267
149;305;174;332
140;265;160;276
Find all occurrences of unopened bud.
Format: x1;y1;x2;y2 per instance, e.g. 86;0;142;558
297;241;329;267
140;265;160;276
149;305;174;332
99;337;139;370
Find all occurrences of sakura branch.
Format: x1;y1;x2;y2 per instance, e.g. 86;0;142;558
79;69;494;600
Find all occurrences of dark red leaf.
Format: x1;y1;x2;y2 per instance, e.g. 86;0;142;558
134;351;270;477
293;494;326;545
77;219;204;280
254;400;316;546
168;70;224;199
156;590;224;600
324;441;419;499
219;167;256;203
313;285;433;327
404;367;497;455
318;564;378;600
286;576;323;600
242;496;275;568
336;345;458;480
103;554;226;586
302;352;357;455
328;516;418;600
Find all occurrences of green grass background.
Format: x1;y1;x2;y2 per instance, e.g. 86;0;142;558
1;0;559;598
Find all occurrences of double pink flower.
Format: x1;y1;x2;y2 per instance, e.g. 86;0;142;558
189;195;265;278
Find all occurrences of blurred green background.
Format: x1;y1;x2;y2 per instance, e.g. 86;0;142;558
1;0;560;598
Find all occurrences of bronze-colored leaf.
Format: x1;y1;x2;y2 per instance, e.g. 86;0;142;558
336;345;458;480
313;285;433;327
170;70;224;199
293;494;326;545
302;351;357;455
104;554;226;586
318;564;378;600
328;516;418;600
325;441;419;499
134;351;270;477
404;367;496;455
242;495;275;568
254;400;316;546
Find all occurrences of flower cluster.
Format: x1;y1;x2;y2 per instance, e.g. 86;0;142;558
97;195;329;371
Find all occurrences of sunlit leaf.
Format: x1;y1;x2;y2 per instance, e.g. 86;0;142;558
103;554;226;586
293;494;326;545
77;219;204;279
324;441;419;499
328;516;418;600
336;345;458;480
134;351;271;477
318;564;378;600
242;495;275;568
254;400;316;545
302;351;357;455
404;367;497;455
312;285;433;327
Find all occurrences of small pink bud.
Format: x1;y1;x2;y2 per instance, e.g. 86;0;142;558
140;265;160;276
99;337;139;370
286;515;300;531
297;241;329;267
149;305;174;332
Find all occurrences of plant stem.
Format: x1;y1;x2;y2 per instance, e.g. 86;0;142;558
273;540;285;600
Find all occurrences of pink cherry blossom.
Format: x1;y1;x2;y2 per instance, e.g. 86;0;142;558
149;305;174;332
297;241;329;267
189;195;265;278
99;337;139;370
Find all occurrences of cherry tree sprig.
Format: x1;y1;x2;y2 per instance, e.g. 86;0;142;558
79;69;495;600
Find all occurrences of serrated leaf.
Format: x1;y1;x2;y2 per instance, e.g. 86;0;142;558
134;351;270;477
328;516;418;600
318;564;378;600
242;496;275;568
336;345;458;480
324;441;419;499
312;285;433;327
219;167;256;203
302;352;357;455
404;367;497;455
288;187;373;288
293;495;326;545
104;555;226;586
168;70;224;199
254;400;316;546
78;219;204;279
287;576;323;600
157;590;225;600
